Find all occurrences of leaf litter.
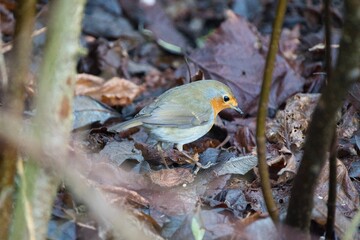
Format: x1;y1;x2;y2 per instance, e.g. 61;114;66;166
12;0;359;239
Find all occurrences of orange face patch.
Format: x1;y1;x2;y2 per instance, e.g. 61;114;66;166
210;97;228;116
210;96;238;117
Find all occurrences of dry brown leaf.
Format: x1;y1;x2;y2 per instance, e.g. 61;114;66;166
276;147;297;183
315;159;359;216
148;168;195;187
244;217;279;240
267;93;321;150
188;11;305;116
93;184;149;208
312;197;354;238
75;74;145;106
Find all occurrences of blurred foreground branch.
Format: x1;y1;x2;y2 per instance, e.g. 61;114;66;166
256;0;287;223
285;0;360;234
0;112;159;240
0;0;36;239
10;0;86;239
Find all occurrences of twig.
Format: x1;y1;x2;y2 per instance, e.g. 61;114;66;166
0;34;8;90
285;0;360;233
255;0;287;223
326;130;337;239
324;0;337;239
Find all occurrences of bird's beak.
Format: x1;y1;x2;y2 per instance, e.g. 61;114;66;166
231;105;244;115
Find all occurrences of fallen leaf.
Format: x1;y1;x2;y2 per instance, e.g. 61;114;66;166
274;147;297;183
349;160;360;178
73;95;119;129
93;184;149;208
47;220;76;240
348;83;360;111
148;168;195;187
99;77;145;106
119;0;189;52
315;160;359;217
75;73;104;94
82;0;139;39
312;197;356;238
0;4;15;36
171;209;244;240
337;105;359;139
279;25;301;68
99;140;144;166
214;155;258;176
75;74;145;106
267;93;320;150
244;217;278;240
234;118;257;153
188;11;305;116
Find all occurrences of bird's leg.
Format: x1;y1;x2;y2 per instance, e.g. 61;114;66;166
175;144;212;172
157;143;170;169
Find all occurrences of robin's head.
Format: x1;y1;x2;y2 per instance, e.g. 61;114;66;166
201;80;243;116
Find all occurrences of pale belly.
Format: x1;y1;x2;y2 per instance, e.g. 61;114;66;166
149;122;213;146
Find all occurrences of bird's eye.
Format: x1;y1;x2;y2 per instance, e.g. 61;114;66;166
223;95;230;102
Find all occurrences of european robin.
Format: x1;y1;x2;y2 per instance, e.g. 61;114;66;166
108;80;242;167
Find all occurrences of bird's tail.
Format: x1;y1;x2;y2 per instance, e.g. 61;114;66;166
107;118;143;132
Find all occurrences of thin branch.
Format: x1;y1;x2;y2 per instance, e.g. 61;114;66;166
0;37;8;91
326;130;337;239
285;0;360;233
324;0;337;239
255;0;287;223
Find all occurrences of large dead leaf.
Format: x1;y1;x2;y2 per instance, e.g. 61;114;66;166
83;0;139;39
170;209;247;240
267;146;297;184
244;217;278;240
72;95;119;129
99;140;144;166
214;155;258;176
75;74;145;106
188;11;305;116
267;93;320;150
118;0;189;51
315;160;359;217
148;168;195;187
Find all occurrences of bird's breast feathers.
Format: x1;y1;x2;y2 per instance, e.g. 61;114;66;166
149;120;214;145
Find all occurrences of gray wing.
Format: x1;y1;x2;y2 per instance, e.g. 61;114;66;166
136;90;213;129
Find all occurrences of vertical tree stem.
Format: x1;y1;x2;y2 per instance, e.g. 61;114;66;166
285;0;360;233
0;1;36;239
256;0;287;223
326;131;337;239
10;1;86;239
324;0;337;238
